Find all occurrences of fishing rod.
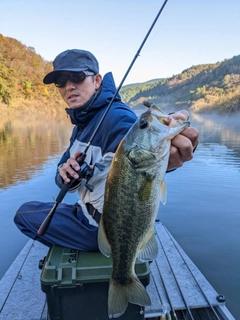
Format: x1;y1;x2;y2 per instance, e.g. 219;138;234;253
37;0;169;236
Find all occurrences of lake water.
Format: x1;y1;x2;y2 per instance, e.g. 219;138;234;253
0;110;239;319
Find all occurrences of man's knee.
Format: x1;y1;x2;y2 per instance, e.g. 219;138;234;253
13;201;42;228
14;204;26;227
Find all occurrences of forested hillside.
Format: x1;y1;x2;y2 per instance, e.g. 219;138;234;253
120;56;240;113
0;34;65;116
0;33;239;115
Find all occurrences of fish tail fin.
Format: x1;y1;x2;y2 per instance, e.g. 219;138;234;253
108;276;151;318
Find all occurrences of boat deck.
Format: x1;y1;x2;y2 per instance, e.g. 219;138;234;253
0;222;235;320
145;223;234;320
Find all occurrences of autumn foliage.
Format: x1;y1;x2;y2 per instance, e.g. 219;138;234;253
120;57;240;113
0;34;65;116
0;33;240;115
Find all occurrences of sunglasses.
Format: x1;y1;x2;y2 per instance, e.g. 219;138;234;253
54;71;95;88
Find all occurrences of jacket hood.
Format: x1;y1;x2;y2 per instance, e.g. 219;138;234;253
65;72;121;127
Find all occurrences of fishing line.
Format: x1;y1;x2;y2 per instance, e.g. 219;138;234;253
83;0;169;155
200;100;237;142
140;16;165;56
163;226;222;320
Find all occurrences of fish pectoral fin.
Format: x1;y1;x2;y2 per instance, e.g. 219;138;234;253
160;179;167;205
138;178;153;202
137;231;158;261
108;276;151;319
97;218;111;257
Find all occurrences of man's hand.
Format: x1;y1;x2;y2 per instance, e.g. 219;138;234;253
168;110;198;171
58;152;82;183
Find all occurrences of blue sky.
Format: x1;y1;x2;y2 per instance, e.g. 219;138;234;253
0;0;239;85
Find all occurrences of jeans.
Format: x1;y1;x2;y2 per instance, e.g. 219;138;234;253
14;201;99;251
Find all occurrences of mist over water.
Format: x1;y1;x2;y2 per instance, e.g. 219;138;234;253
0;110;239;318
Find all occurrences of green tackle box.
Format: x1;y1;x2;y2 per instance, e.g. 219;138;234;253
40;245;151;320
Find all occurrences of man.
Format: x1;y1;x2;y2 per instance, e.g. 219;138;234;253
14;49;198;251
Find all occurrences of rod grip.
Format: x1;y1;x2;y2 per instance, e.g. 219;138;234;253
55;183;71;203
37;203;57;236
37;153;86;236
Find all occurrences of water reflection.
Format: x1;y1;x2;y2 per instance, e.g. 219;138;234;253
0;113;75;286
0;115;73;189
0;111;239;318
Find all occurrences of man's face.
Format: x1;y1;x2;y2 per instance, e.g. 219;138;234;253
56;72;102;109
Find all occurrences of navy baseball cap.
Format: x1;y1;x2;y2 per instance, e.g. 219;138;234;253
43;49;99;84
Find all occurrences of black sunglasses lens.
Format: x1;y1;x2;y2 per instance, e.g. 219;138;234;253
69;73;86;83
55;75;68;88
55;72;87;87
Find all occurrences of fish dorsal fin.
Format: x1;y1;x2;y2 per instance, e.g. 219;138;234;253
137;230;158;261
98;218;111;257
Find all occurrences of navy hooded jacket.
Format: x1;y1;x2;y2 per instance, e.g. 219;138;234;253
55;72;137;224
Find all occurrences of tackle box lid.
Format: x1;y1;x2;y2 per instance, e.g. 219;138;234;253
40;245;150;287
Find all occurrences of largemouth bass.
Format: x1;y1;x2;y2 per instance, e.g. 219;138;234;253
98;101;189;318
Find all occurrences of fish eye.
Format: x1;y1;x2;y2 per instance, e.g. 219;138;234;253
139;120;148;129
